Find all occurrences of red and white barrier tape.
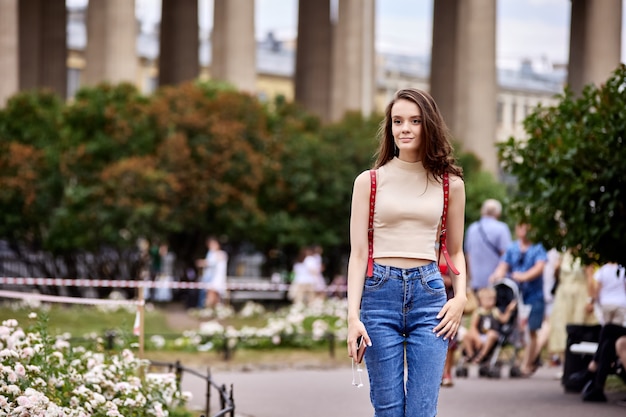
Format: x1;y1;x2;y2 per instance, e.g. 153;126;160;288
0;277;291;291
0;277;347;292
0;289;144;306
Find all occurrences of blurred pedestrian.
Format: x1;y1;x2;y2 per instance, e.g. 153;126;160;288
196;237;228;309
288;247;315;306
153;243;175;302
490;222;547;377
309;245;327;301
464;199;511;291
548;250;597;367
591;262;626;326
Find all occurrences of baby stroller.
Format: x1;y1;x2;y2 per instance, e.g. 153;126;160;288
456;277;523;379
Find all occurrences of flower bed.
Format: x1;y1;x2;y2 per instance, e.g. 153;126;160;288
0;314;192;416
154;298;349;353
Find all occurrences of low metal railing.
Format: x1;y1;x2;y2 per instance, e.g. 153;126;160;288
148;359;235;417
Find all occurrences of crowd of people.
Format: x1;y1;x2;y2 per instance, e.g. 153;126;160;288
143;236;339;311
443;197;626;407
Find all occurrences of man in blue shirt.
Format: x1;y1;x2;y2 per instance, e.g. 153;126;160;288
491;222;547;377
464;199;512;291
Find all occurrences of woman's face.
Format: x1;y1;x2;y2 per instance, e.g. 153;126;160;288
390;98;423;161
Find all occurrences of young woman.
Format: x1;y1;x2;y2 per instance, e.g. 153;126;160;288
196;237;228;309
346;88;467;417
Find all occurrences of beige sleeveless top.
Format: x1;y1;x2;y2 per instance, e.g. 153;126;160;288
373;157;443;262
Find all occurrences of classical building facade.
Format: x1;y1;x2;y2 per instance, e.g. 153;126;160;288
0;0;622;174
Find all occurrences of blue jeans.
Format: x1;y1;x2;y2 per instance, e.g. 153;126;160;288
361;262;448;417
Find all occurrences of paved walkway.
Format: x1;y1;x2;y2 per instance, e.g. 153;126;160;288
180;363;626;417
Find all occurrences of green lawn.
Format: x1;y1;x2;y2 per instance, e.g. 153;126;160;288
0;303;173;337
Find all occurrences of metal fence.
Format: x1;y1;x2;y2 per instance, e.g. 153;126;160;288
148;359;235;417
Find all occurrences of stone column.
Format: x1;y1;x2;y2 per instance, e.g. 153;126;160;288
84;0;138;86
568;0;622;95
430;0;459;128
18;0;67;98
212;0;256;92
159;0;199;86
0;0;19;106
330;0;375;122
295;0;332;121
455;0;497;174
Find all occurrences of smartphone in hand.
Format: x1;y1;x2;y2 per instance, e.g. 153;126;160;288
355;335;367;364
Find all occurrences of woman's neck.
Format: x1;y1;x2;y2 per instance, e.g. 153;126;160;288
397;150;420;163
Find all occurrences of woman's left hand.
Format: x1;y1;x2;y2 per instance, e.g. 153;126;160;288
433;296;466;340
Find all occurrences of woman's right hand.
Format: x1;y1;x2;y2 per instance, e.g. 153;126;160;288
347;319;371;359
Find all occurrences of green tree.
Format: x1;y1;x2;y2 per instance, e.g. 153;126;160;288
498;64;626;265
148;82;272;252
0;91;65;244
259;106;377;252
46;83;156;252
457;151;510;227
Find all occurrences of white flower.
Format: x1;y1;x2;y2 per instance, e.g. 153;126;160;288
90;392;106;406
54;339;70;350
182;391;193;402
0;349;18;359
6;370;17;383
312;319;329;340
14;362;26;377
198;320;224;336
149;335;166;349
153;401;165;417
5;384;20;395
28;312;37;319
16;394;31;407
197;341;213;352
21;347;35;359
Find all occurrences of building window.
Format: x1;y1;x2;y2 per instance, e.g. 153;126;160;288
496;100;504;125
511;102;517;125
524;104;532;118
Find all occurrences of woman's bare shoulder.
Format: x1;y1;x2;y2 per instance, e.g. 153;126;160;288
448;173;465;190
354;169;374;186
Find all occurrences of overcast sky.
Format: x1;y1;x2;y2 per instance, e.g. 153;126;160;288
71;0;626;66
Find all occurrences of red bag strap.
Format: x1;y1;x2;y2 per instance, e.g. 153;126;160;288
440;172;460;275
366;170;377;277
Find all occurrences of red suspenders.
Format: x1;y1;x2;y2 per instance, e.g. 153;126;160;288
440;172;460;275
366;170;459;277
366;170;377;277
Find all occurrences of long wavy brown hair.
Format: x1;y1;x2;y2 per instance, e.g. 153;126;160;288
373;88;463;181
